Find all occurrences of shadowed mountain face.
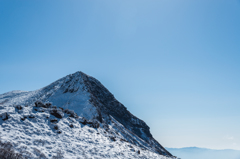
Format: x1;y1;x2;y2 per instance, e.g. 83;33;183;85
0;71;172;157
80;72;171;156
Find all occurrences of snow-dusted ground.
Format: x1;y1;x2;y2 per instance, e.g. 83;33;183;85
0;103;172;159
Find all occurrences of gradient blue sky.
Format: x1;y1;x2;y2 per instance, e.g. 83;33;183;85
1;0;240;150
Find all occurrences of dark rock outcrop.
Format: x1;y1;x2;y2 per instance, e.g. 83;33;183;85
50;109;63;119
0;112;9;121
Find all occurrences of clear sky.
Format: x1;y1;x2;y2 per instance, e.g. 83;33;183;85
1;0;240;150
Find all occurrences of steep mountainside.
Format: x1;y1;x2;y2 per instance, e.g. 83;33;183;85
0;71;174;159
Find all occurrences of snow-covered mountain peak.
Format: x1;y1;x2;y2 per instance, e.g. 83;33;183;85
0;71;174;158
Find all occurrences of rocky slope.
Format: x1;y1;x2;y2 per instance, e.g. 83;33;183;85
0;71;174;159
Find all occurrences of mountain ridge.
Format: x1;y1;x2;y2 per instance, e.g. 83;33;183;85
0;71;173;158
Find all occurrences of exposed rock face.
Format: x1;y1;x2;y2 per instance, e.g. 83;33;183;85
0;112;9;121
80;72;172;156
0;71;172;157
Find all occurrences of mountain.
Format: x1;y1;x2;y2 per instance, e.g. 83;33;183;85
166;147;240;159
0;71;174;159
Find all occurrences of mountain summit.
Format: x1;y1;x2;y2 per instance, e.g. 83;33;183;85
0;71;173;158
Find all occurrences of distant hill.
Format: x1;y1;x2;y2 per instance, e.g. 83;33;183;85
166;147;240;159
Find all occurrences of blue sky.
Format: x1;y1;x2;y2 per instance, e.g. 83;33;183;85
1;0;240;150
